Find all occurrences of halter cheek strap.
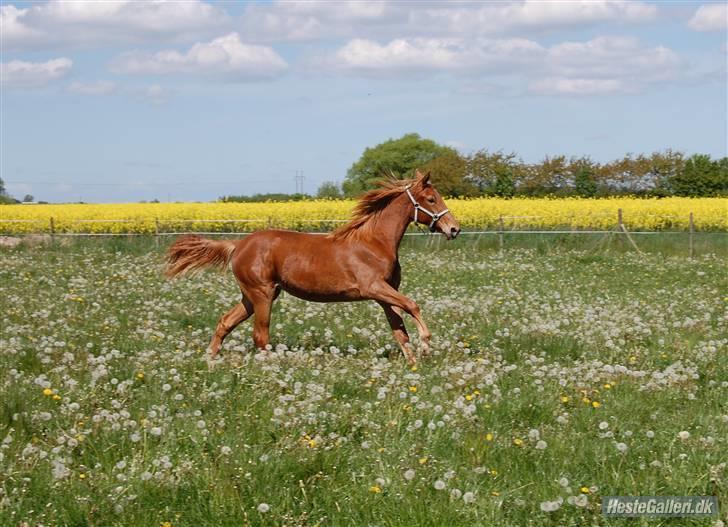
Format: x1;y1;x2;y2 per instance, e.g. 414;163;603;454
404;185;449;232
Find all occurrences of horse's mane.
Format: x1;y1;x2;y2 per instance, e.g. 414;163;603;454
329;175;417;241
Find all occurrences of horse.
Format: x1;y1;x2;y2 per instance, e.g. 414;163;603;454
165;169;461;365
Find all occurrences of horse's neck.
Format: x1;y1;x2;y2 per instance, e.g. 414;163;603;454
374;194;412;257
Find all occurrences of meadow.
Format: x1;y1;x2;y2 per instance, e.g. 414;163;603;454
0;237;726;526
1;197;726;234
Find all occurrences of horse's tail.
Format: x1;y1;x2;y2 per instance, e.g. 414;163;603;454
165;235;236;278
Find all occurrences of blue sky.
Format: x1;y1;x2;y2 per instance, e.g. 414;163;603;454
1;0;726;203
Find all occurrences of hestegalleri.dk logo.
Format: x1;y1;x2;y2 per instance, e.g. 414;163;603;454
602;496;719;517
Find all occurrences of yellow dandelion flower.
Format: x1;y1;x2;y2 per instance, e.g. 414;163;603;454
592;401;601;408
409;386;417;393
513;438;523;446
369;485;382;493
485;433;494;442
418;457;428;465
79;473;86;480
560;395;570;403
603;383;612;389
52;394;61;401
43;388;53;396
580;486;590;494
491;491;500;497
136;372;144;380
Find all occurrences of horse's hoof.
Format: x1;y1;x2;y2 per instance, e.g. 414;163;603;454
206;355;223;370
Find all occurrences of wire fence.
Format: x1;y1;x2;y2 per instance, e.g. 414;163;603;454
1;209;724;257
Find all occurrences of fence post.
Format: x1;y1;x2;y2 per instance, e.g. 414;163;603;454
498;215;505;252
154;218;160;248
617;208;623;250
689;212;694;259
49;217;55;243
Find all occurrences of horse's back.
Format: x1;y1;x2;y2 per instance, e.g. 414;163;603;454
230;229;373;301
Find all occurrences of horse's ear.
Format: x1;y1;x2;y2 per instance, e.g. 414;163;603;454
420;170;431;186
415;169;431;186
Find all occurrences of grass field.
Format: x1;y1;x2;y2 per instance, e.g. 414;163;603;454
1;238;726;526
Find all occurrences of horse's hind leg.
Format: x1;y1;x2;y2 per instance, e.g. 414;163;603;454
378;302;415;366
208;297;253;360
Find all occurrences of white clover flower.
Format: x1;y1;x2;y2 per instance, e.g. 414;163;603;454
220;446;232;456
140;471;153;481
450;489;462;499
615;442;628;453
150;427;162;437
162;383;171;392
463;491;476;504
678;430;690;440
559;477;569;487
130;432;141;442
404;469;415;481
257;503;270;513
433;480;446;490
646;430;655;438
535;440;548;450
599;421;609;430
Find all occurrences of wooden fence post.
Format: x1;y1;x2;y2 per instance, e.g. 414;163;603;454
617;208;643;255
49;217;55;243
689;212;694;259
154;218;160;248
498;215;505;252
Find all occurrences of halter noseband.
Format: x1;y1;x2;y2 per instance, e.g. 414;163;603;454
404;185;449;232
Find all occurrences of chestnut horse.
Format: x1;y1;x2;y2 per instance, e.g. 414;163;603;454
165;170;460;365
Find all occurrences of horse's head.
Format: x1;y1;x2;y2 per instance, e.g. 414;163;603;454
406;169;461;240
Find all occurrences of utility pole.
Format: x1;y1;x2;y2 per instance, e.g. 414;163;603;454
294;170;305;195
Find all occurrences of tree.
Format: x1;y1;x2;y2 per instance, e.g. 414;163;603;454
572;159;598;197
420;150;477;197
23;194;34;203
670;154;726;196
343;133;455;196
0;175;5;196
316;181;342;199
493;166;516;198
465;149;521;195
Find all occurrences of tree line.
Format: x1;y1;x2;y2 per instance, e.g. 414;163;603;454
318;134;727;199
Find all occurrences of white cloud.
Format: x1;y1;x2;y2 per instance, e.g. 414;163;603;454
110;33;287;81
408;0;657;37
134;84;173;105
688;4;728;32
66;80;118;96
545;36;680;82
1;0;230;51
1;58;72;88
240;0;657;41
529;77;627;96
322;35;681;96
327;37;544;77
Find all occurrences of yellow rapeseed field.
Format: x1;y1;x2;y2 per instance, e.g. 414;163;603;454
0;198;725;234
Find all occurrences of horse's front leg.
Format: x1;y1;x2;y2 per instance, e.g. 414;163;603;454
367;282;431;358
378;301;415;366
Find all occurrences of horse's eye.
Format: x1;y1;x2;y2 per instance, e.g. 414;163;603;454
427;198;435;203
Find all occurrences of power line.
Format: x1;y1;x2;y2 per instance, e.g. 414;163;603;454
294;170;305;194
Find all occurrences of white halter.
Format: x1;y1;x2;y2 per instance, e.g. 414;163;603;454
404;185;449;232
